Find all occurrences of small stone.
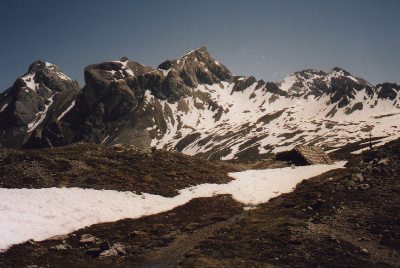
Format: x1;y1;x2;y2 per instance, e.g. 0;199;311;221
360;248;370;255
112;243;127;255
50;244;69;251
99;243;127;257
99;248;118;257
378;158;390;166
359;184;370;190
26;239;36;245
79;234;97;245
352;173;364;182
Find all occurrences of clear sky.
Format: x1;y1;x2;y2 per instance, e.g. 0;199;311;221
0;0;399;90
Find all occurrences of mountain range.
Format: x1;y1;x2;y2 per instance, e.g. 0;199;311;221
0;47;399;159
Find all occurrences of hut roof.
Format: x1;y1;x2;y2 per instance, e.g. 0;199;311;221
276;145;334;165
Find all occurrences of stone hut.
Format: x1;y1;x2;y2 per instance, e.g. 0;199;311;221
275;145;334;166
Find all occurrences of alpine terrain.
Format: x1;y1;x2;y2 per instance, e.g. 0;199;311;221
0;48;400;267
0;47;399;159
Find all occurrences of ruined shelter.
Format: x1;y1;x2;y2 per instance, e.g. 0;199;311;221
275;145;334;166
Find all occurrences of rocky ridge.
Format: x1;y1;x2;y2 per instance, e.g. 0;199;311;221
1;48;399;160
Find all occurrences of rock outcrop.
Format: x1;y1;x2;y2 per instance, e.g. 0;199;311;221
0;61;79;148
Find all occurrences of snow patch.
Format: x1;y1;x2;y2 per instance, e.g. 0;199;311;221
0;103;8;113
57;101;76;121
22;74;38;91
279;75;297;91
347;75;358;83
56;72;71;81
0;162;345;251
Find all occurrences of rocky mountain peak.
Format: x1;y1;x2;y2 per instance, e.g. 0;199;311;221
0;60;80;148
119;56;129;62
294;69;326;77
20;60;74;92
26;61;68;78
180;46;209;60
329;67;351;76
158;46;232;81
28;60;49;73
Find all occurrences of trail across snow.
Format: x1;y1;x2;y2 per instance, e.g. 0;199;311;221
0;162;345;251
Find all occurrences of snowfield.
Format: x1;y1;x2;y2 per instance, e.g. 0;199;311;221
146;80;400;158
0;162;345;251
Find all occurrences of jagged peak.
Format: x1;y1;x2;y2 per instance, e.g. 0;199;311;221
16;60;72;92
119;56;129;62
290;69;327;82
329;67;351;76
178;46;219;65
181;46;208;57
28;60;62;74
157;47;210;70
294;69;326;77
156;47;232;83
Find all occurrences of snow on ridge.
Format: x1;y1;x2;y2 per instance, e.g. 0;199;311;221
146;77;400;159
57;100;76;121
0;161;345;251
27;95;55;133
0;103;8;113
159;69;171;77
111;60;136;78
279;75;297;91
45;62;56;69
56;72;71;81
347;75;358;83
22;74;38;91
44;62;71;81
182;47;203;58
112;60;128;68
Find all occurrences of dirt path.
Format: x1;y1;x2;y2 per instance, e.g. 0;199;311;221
142;211;249;267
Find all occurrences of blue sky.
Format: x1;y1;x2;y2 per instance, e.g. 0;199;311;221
0;0;399;90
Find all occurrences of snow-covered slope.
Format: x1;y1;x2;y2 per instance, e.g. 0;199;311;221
145;74;400;159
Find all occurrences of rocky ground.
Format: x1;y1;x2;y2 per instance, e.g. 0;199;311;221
0;140;399;267
0;143;242;197
180;139;400;267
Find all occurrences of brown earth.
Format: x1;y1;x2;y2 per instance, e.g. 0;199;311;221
0;143;239;197
0;140;399;267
